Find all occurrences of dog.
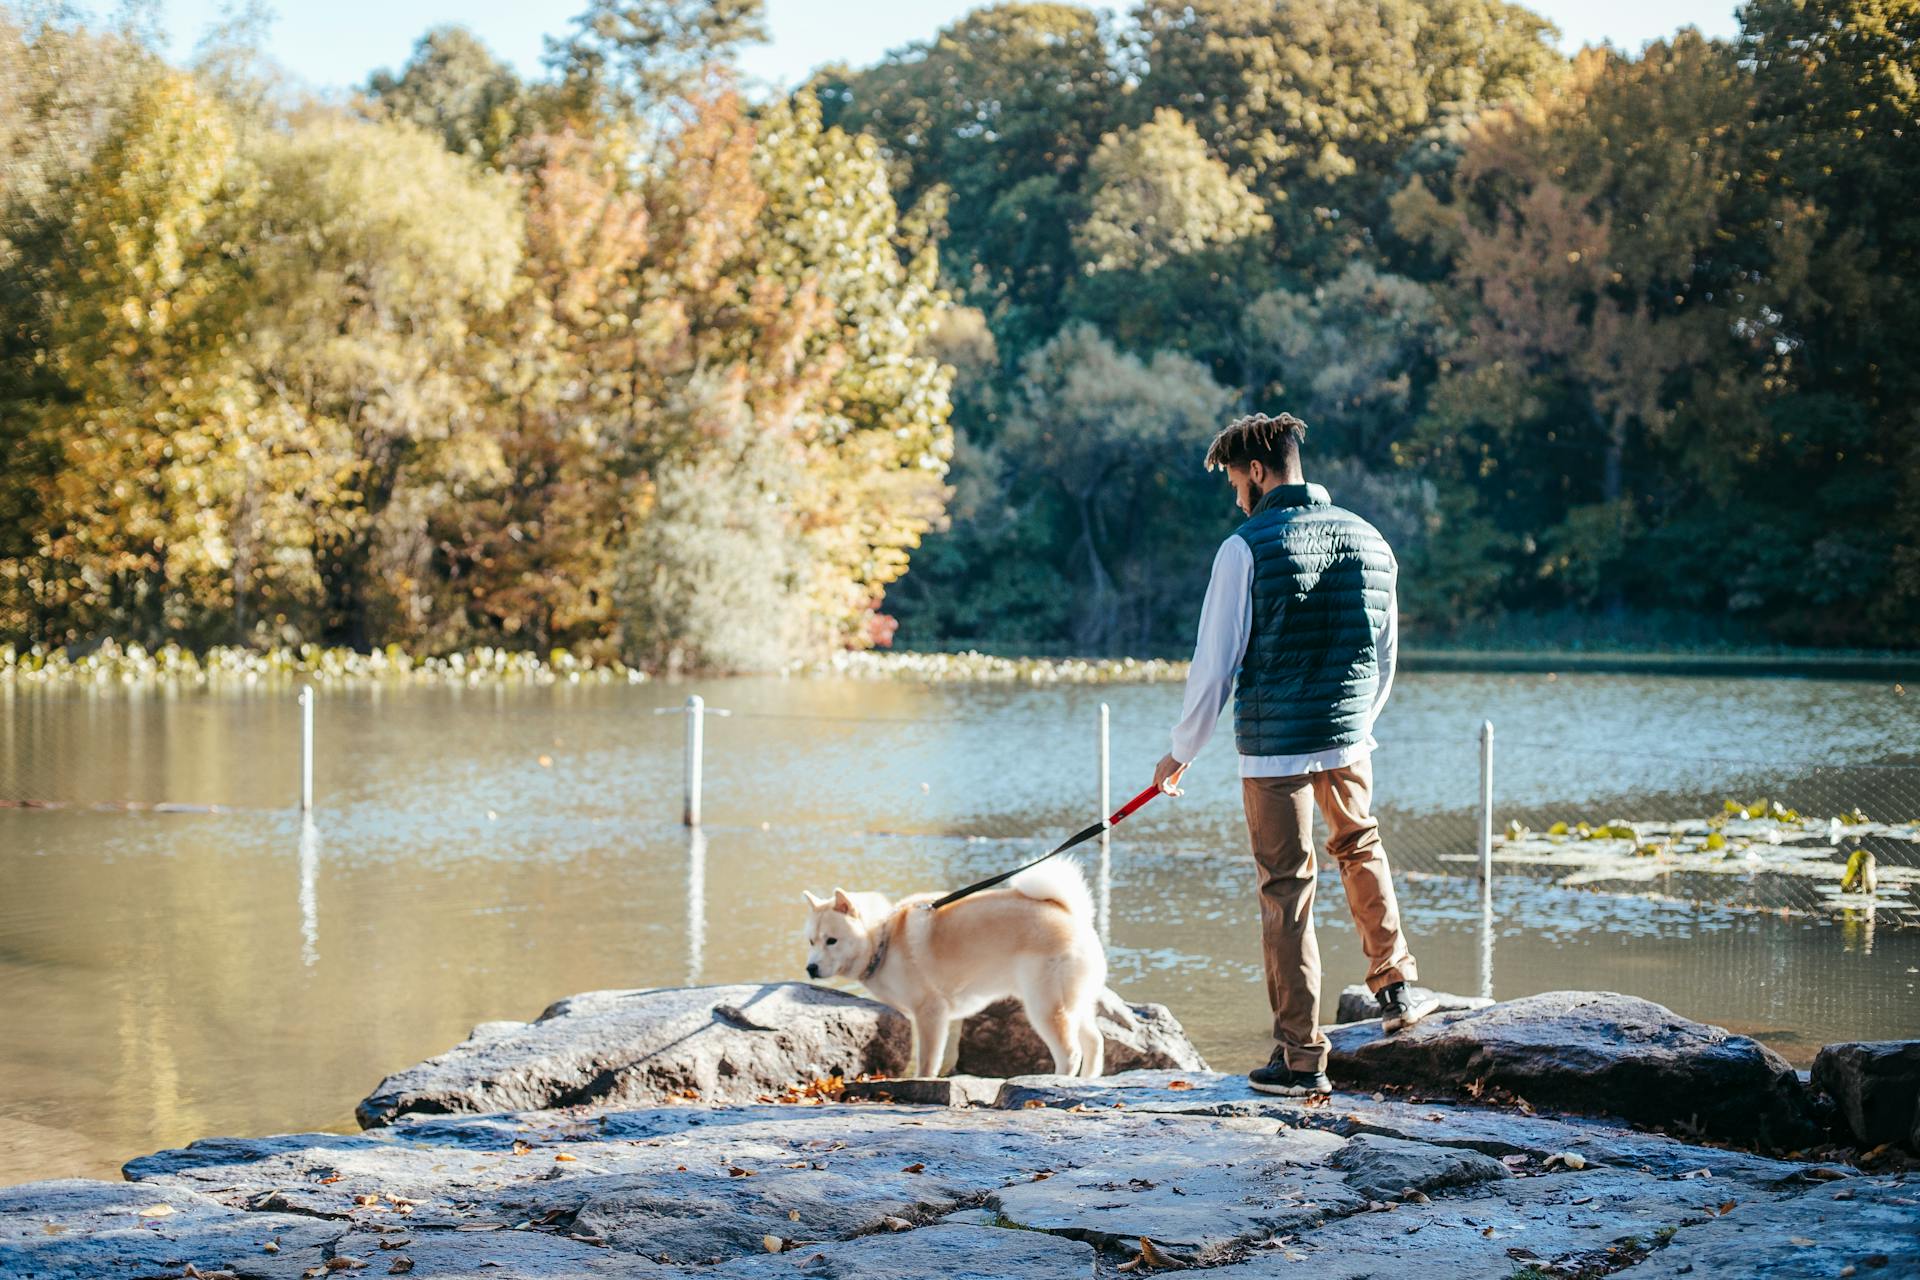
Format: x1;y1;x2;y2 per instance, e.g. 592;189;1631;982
801;859;1108;1078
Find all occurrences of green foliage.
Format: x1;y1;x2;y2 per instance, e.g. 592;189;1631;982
366;25;534;163
1075;108;1270;274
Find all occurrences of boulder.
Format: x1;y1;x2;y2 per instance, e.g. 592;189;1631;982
954;989;1209;1077
355;983;911;1127
1334;983;1492;1024
1811;1040;1920;1150
1326;1133;1509;1200
1326;990;1817;1150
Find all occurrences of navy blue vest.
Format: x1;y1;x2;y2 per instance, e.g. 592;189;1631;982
1232;483;1395;757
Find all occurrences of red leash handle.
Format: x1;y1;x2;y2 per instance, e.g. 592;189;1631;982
1109;782;1162;826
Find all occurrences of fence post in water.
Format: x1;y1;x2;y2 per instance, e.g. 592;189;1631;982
1477;719;1494;884
683;694;705;828
299;687;314;812
1098;702;1112;944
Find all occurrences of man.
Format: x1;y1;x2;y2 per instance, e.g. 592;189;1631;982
1153;411;1432;1097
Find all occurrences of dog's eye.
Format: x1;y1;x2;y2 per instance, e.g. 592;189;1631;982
825;938;838;946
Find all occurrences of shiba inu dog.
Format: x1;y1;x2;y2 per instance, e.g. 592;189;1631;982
802;859;1108;1078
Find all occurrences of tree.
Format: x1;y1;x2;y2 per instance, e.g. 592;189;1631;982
818;3;1127;353
366;25;532;163
545;0;767;122
997;323;1235;648
750;91;955;647
1074;107;1269;274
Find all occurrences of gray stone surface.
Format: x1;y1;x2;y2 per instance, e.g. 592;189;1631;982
1327;990;1819;1149
954;988;1209;1076
355;983;911;1126
987;1122;1361;1263
9;1093;1912;1279
1629;1176;1920;1278
1335;983;1492;1025
841;1074;1000;1107
1812;1039;1920;1150
1327;1132;1509;1200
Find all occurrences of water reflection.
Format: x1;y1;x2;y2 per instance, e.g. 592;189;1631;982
686;827;707;985
1477;877;1494;1000
298;816;319;968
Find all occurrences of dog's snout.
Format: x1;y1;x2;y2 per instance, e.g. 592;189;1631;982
806;962;820;979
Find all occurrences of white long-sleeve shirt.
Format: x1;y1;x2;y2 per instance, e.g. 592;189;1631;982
1169;535;1398;777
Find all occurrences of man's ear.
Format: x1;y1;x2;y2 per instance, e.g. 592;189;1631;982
830;889;858;917
1247;458;1266;489
803;890;826;910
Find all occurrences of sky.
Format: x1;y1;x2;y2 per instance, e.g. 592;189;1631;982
137;0;1746;98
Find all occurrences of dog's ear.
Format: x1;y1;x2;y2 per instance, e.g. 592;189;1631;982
830;888;858;917
802;890;826;911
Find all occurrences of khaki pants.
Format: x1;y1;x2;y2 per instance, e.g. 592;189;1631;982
1243;757;1416;1073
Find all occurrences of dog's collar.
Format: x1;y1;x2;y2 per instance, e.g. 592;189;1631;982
860;929;890;981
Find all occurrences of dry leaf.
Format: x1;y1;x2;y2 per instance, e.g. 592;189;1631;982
387;1260;413;1276
901;1163;925;1174
326;1260;369;1273
353;1194;380;1206
881;1216;913;1232
726;1166;755;1177
1500;1155;1529;1168
136;1204;175;1218
762;1235;785;1253
378;1239;410;1250
511;1141;533;1156
1135;1237;1186;1270
1031;1171;1053;1182
554;1153;576;1162
263;1241;279;1254
1022;1099;1048;1109
1166;1080;1193;1091
1717;1200;1737;1216
789;1210;800;1221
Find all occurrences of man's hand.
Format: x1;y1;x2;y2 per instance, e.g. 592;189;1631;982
1153;753;1189;797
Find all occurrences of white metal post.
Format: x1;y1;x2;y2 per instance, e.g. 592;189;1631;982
299;687;314;813
1098;702;1112;945
683;694;705;828
1477;719;1494;883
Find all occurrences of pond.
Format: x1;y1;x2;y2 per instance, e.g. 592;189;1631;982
2;669;1916;1185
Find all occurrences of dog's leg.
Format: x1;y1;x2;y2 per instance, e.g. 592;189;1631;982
912;1004;951;1078
1031;1002;1080;1076
1077;1015;1105;1078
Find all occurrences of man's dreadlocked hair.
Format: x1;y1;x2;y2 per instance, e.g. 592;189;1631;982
1203;412;1308;473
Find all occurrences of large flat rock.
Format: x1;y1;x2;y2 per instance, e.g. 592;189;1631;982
1811;1040;1920;1150
355;983;912;1126
1327;990;1819;1149
955;989;1209;1076
10;1088;1908;1279
1334;983;1492;1024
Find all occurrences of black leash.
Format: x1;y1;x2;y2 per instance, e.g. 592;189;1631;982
928;782;1163;911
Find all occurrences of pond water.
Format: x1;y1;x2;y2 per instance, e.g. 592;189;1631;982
2;670;1916;1186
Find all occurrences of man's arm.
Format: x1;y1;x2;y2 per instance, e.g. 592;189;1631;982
1367;558;1398;729
1155;536;1252;791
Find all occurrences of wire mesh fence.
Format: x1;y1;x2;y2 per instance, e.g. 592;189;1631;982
3;683;1915;927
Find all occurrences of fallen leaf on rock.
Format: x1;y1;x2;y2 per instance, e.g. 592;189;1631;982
1031;1171;1053;1182
882;1216;913;1232
554;1153;576;1162
136;1204;175;1218
1717;1200;1737;1216
901;1162;925;1174
1571;1197;1593;1206
1398;1188;1430;1204
1118;1236;1186;1272
353;1194;380;1206
789;1210;800;1221
387;1260;413;1275
262;1241;279;1254
1543;1152;1586;1171
511;1141;533;1156
378;1239;410;1250
1022;1100;1048;1109
319;1176;344;1185
762;1235;785;1253
726;1166;756;1177
1677;1168;1712;1180
1167;1080;1193;1091
326;1260;369;1272
1802;1167;1849;1182
1789;1237;1815;1247
1500;1155;1529;1168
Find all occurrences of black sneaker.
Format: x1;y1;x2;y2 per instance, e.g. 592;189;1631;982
1378;982;1438;1033
1248;1048;1332;1097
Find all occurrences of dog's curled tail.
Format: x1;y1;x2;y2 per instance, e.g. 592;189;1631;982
1008;857;1094;921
